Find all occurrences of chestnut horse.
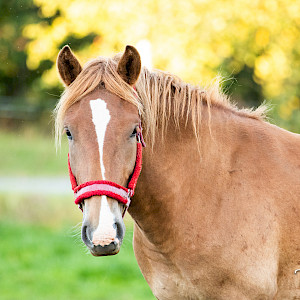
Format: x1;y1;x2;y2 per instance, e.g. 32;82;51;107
55;45;300;299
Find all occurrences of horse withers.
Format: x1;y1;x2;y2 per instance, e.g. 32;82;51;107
56;45;300;299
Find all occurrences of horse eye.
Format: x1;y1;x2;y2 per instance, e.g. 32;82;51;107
130;127;137;138
65;129;73;140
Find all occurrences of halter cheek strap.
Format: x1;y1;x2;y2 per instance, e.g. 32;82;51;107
68;122;145;216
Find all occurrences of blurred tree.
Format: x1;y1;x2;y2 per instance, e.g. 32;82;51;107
0;0;63;128
0;0;45;99
4;0;300;131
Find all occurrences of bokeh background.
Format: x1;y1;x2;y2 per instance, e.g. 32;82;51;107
1;0;299;299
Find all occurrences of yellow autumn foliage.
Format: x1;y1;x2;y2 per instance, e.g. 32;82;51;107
24;0;300;131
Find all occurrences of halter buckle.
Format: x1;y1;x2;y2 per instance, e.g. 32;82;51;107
137;122;146;147
127;189;134;200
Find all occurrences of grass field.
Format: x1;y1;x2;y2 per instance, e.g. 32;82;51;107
0;221;154;300
0;129;68;176
0;192;155;300
0;129;155;299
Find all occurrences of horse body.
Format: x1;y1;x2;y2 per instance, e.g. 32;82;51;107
56;45;300;299
132;107;300;299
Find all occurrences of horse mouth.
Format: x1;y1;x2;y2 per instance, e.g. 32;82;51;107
89;240;121;256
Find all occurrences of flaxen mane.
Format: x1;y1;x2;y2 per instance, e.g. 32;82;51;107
55;52;268;146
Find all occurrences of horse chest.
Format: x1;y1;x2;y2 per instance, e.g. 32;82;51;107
134;249;275;300
150;272;201;300
133;227;233;299
133;224;279;300
133;226;200;299
133;243;250;300
135;253;201;299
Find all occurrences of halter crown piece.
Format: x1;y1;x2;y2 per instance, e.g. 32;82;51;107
68;122;146;216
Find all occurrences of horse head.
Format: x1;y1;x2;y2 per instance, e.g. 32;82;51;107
56;45;142;256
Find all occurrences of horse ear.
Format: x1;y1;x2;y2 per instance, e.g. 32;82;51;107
117;45;141;85
57;45;82;86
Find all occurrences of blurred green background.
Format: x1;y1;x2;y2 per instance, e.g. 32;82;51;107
0;130;154;299
0;0;299;299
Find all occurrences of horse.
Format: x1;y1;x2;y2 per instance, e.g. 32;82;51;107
55;45;300;299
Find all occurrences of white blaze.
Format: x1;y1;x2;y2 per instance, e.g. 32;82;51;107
90;99;116;246
90;99;110;180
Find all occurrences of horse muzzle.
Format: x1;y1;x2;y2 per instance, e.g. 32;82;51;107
81;220;124;256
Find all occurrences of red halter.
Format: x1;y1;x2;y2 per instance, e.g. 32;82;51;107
68;122;146;216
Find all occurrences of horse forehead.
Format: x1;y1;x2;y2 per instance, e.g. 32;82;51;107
64;90;139;131
82;91;139;122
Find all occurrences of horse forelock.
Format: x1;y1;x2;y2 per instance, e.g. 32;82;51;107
55;51;269;149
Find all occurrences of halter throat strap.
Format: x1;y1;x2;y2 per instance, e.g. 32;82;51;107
68;122;145;216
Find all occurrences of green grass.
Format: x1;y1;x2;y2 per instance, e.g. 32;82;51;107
0;220;154;300
0;129;68;176
0;193;154;299
0;180;154;299
0;125;155;300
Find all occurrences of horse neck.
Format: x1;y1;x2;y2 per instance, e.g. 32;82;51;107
129;103;242;246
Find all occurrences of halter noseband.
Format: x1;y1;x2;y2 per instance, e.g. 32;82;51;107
68;122;146;216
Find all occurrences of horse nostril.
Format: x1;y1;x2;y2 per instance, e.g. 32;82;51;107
114;221;125;242
81;225;93;248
